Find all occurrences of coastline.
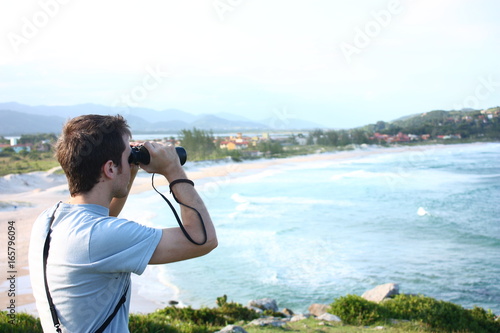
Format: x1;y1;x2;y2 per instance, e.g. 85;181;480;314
0;143;489;316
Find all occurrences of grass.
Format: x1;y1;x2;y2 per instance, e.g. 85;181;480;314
2;294;498;333
0;154;60;177
246;318;429;332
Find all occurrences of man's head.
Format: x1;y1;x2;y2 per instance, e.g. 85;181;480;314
55;114;132;196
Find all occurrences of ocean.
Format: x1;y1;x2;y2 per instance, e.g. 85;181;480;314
122;143;500;314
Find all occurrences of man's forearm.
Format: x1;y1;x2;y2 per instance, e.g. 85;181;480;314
167;175;217;247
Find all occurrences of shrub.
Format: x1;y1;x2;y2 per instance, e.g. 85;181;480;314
151;306;222;326
0;312;42;333
134;295;259;333
382;294;500;333
128;313;178;333
216;295;260;322
328;294;500;332
328;294;386;325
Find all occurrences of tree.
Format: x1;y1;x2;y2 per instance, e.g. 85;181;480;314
257;140;283;156
178;128;220;160
0;147;15;157
374;121;386;132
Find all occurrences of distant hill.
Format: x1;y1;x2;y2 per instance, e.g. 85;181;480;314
360;107;500;137
0;110;65;135
390;107;499;129
0;102;326;135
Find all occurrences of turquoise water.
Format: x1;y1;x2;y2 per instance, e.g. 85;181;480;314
124;143;500;314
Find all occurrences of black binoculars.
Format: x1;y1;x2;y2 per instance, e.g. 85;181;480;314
129;145;187;166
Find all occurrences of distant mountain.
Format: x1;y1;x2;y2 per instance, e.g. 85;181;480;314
0;102;325;136
214;112;255;122
259;117;326;130
191;115;269;131
0;110;65;135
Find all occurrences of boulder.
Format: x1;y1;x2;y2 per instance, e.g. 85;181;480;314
290;314;308;322
247;298;278;312
248;317;287;327
246;306;263;313
308;303;329;317
317;312;342;322
362;283;399;303
281;308;294;316
217;325;248;333
317;313;341;322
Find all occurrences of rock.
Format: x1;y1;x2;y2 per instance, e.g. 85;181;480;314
247;298;278;312
217;325;248;333
246;306;263;313
281;308;294;316
248;317;287;327
308;303;329;317
317;313;341;322
290;314;308;322
362;283;399;303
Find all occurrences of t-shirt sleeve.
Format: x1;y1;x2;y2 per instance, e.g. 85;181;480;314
88;218;162;275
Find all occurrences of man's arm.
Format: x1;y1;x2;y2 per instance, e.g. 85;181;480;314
139;142;218;264
109;164;139;217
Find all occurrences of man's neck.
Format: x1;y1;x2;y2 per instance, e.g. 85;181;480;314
68;185;112;208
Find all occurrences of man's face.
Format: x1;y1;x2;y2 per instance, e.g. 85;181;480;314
111;134;132;198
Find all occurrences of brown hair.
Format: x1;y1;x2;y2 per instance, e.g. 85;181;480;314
55;114;131;196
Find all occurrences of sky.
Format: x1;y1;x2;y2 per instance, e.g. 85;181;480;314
0;0;499;129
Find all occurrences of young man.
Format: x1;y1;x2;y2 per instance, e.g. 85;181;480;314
29;115;217;332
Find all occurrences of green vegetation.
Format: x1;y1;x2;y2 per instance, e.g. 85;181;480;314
307;128;370;147
0;152;60;176
0;312;42;333
1;294;498;332
364;107;500;140
310;107;500;146
17;133;57;146
179;128;226;161
0;133;59;176
1;108;499;176
329;294;499;332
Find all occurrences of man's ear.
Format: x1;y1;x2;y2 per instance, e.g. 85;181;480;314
102;160;118;180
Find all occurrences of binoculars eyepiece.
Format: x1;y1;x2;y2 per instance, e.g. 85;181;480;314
129;145;187;166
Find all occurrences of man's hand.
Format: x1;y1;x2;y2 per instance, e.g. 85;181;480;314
139;142;186;182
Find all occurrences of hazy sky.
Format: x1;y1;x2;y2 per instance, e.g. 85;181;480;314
1;0;499;128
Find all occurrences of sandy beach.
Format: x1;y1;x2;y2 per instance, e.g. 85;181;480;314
0;144;467;316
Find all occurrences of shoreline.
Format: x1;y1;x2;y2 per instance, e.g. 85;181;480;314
0;142;491;316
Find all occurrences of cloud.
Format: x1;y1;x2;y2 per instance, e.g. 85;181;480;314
0;0;498;128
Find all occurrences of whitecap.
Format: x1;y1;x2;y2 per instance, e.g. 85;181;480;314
417;207;429;216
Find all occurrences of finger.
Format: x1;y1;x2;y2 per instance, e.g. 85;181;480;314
143;141;155;151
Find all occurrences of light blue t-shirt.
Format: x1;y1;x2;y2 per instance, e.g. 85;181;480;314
29;202;162;333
